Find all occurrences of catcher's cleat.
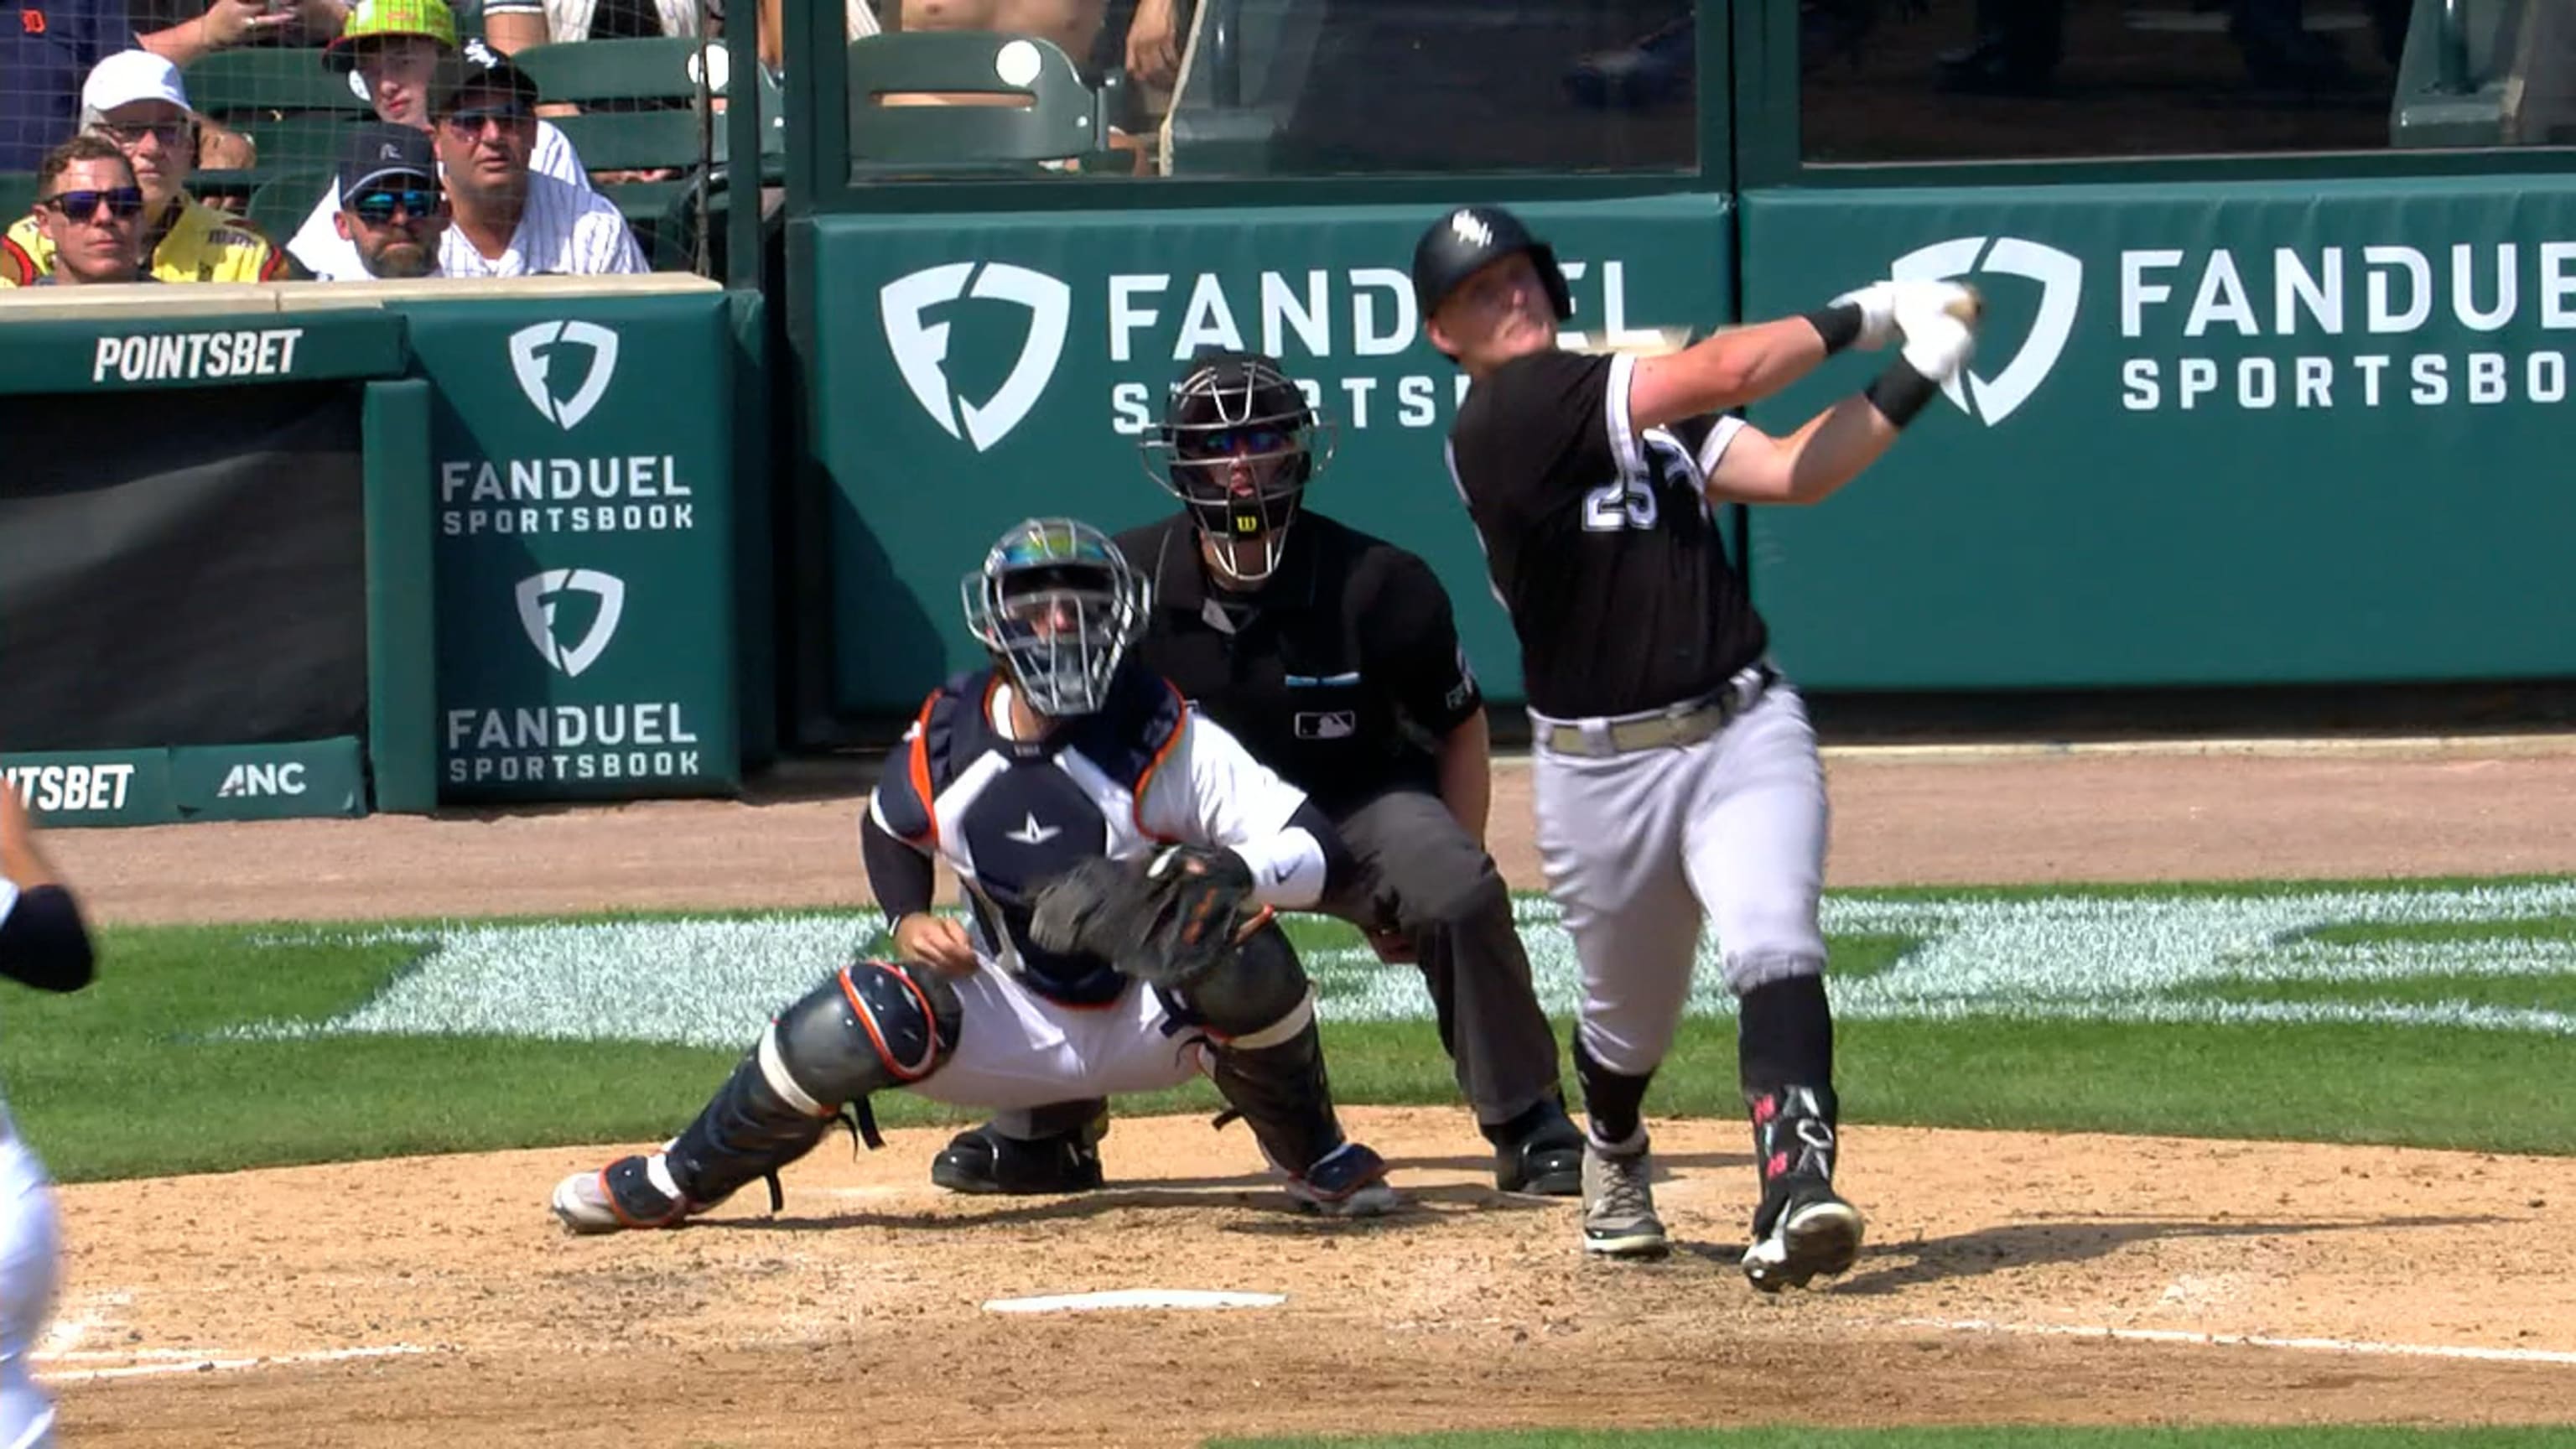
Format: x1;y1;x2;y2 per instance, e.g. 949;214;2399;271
1492;1100;1585;1197
1580;1134;1670;1259
1282;1141;1400;1218
551;1153;698;1234
1742;1179;1865;1291
930;1120;1108;1196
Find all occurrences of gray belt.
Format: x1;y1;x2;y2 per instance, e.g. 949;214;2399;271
1539;663;1779;759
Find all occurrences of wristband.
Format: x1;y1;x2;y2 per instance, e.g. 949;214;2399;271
1863;356;1940;427
1803;301;1864;356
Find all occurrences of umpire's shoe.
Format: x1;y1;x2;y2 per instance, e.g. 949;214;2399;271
552;1153;697;1234
930;1116;1108;1196
1488;1097;1585;1197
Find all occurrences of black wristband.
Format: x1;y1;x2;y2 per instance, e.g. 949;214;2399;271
1803;301;1865;356
1863;356;1940;427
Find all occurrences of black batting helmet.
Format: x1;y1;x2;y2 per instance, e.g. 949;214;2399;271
1140;350;1333;586
1410;205;1573;325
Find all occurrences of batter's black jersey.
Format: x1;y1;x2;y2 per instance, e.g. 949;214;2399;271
1445;349;1767;719
1116;512;1483;817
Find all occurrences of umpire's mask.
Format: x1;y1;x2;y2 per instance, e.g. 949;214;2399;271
960;517;1152;719
1141;351;1335;587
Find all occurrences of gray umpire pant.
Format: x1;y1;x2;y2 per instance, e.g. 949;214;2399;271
990;787;1565;1140
1322;787;1564;1130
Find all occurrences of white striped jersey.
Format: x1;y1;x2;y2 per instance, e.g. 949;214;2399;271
287;119;593;281
437;171;647;277
0;874;17;1140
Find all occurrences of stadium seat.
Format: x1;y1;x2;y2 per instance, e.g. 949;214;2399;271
512;35;722;106
844;30;1120;174
0;172;34;226
183;47;371;120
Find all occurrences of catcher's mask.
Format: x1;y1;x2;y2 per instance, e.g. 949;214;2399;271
961;517;1151;719
1140;350;1335;587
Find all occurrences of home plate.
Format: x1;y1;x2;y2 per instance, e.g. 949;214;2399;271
983;1289;1286;1314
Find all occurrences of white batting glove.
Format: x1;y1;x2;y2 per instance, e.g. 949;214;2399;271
1892;281;1981;382
1828;280;1903;350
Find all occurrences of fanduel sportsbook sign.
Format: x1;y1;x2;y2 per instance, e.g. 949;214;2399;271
813;196;1734;711
406;299;738;802
1739;179;2576;693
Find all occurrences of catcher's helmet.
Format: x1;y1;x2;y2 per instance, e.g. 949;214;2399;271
1410;205;1573;325
960;518;1150;719
1141;350;1335;586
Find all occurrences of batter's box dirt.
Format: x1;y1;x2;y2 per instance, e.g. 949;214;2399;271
49;1109;2576;1447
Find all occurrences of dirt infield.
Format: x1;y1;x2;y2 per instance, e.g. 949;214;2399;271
37;742;2576;1446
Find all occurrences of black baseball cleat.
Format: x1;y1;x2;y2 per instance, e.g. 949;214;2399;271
1741;1177;1865;1291
930;1120;1106;1195
1491;1101;1586;1197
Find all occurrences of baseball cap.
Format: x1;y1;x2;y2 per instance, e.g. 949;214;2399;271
80;50;194;118
325;0;460;70
338;122;438;196
430;39;541;117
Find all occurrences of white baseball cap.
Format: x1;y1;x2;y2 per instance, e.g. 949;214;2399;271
81;50;195;117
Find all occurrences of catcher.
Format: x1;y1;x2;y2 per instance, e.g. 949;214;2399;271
550;517;1399;1232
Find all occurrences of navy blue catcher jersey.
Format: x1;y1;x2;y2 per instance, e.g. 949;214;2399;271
866;662;1311;1006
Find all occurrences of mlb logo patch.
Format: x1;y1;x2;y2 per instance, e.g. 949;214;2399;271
1295;711;1356;740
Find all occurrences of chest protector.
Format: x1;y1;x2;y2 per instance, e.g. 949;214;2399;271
874;666;1186;1005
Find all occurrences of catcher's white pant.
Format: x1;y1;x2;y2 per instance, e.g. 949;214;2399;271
901;963;1214;1111
0;1125;59;1449
1530;677;1830;1078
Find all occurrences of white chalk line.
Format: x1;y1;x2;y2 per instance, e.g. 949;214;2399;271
1903;1317;2576;1366
34;1344;433;1384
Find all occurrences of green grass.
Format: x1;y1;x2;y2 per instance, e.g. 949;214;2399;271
8;880;2576;1182
1215;1423;2576;1433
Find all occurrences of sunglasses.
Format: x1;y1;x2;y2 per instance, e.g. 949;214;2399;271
348;186;442;224
1178;427;1293;460
439;106;532;138
41;187;146;222
99;120;193;148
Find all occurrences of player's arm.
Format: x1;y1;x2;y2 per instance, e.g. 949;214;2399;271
1701;289;1981;506
1140;709;1356;911
862;707;977;972
0;785;94;994
1627;278;1982;435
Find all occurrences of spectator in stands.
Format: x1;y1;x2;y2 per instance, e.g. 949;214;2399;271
17;133;150;284
744;0;885;71
482;0;696;44
3;0;343;171
429;42;642;274
287;0;591;277
322;119;445;278
2;50;280;285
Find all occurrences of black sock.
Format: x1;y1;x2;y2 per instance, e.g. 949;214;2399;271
1737;972;1835;1103
1573;1033;1654;1147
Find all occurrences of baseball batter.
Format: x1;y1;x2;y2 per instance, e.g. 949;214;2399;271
552;518;1398;1231
1;778;101;1448
1413;205;1979;1285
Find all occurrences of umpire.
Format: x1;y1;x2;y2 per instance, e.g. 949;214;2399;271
927;350;1587;1199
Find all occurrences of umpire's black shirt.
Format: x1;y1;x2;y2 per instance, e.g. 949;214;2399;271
1445;348;1767;719
1116;511;1483;817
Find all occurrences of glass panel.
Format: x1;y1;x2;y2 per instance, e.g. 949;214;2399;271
845;0;1701;180
1800;0;2440;164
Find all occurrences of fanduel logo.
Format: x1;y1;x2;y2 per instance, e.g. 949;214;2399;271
1889;237;2085;426
880;262;1071;451
507;321;621;431
516;568;626;678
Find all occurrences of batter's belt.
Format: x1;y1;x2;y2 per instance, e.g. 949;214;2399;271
1533;662;1779;758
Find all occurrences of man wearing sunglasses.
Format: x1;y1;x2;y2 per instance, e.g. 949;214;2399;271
329;121;447;278
1;49;281;287
428;41;643;277
923;350;1590;1202
18;133;151;285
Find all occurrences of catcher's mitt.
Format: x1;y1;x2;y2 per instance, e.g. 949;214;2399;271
1029;845;1268;987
